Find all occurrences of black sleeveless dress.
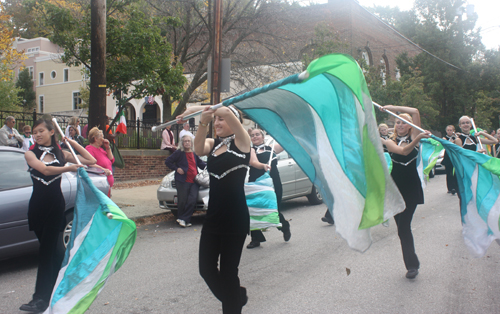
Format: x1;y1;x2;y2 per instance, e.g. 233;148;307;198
28;146;66;233
390;138;424;206
203;136;250;236
248;144;283;204
459;134;478;151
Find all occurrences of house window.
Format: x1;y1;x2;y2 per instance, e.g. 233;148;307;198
27;47;40;53
39;72;44;86
39;95;44;113
63;69;69;82
50;70;56;79
28;66;34;79
73;92;82;109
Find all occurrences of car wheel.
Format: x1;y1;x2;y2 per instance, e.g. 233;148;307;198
170;209;178;218
58;210;74;251
429;167;435;178
307;186;323;205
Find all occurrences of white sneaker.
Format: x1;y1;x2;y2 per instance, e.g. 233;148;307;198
176;219;186;227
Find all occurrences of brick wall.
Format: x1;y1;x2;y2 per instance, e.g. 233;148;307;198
113;149;173;182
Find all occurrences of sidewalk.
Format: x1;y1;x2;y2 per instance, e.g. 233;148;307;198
111;181;169;222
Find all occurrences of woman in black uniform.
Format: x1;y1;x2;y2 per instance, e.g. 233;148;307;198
379;105;431;280
456;116;498;152
246;128;291;249
21;119;96;313
442;125;458;194
178;105;251;314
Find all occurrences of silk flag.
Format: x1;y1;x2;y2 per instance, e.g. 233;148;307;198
45;168;137;313
224;54;405;252
420;138;444;181
115;110;127;134
246;172;282;230
433;136;500;257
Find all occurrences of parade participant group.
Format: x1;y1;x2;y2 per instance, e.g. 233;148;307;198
8;98;500;313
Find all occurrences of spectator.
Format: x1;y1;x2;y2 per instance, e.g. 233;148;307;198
0;116;23;147
86;127;114;196
21;125;35;151
161;125;176;153
64;117;81;138
82;124;88;139
62;125;84;148
164;135;206;227
179;122;194;141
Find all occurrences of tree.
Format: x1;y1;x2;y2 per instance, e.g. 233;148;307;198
31;0;186;126
0;3;25;110
146;0;303;118
15;67;36;111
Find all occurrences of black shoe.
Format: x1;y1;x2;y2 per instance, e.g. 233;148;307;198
246;241;260;249
406;268;419;279
240;286;248;307
447;191;452;194
451;189;457;195
20;299;48;313
321;216;335;225
283;229;291;242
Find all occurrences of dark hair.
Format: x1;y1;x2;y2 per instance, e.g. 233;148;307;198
33;119;65;164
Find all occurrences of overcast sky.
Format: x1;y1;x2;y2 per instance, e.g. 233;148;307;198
355;0;500;50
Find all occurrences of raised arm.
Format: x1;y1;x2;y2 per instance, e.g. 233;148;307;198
475;131;499;145
382;105;421;140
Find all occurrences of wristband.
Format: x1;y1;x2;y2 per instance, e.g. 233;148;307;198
199;122;209;127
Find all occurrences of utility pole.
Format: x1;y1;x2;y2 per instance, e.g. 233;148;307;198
210;0;222;106
89;0;107;132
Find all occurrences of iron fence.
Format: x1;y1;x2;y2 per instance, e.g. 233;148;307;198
0;110;197;149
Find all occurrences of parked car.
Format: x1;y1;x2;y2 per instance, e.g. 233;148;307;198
0;146;110;261
157;149;323;217
429;149;446;178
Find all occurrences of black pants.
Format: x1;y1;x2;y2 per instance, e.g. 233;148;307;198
445;165;458;193
250;212;289;242
394;202;420;270
175;180;199;223
199;232;247;314
33;226;65;302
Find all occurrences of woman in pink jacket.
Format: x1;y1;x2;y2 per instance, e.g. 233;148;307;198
86;127;114;196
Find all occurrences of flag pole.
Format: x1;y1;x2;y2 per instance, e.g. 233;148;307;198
372;102;425;133
470;118;485;151
151;103;223;132
267;140;275;168
52;118;82;165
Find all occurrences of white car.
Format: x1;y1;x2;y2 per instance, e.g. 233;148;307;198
157;149;323;217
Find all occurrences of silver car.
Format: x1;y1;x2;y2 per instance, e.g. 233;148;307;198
0;147;110;261
157;149;323;217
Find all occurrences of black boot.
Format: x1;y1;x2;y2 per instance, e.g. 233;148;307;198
20;299;48;313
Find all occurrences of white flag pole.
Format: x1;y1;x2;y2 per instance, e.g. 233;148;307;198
372;102;425;133
267;140;275;168
52;118;82;165
470;118;485;152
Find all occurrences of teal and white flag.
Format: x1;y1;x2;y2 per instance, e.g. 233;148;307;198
246;172;282;230
434;136;500;257
45;168;137;314
420;138;444;181
223;54;406;252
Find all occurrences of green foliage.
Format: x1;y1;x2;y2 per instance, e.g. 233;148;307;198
15;68;36;111
35;0;186;107
0;64;21;111
301;22;348;69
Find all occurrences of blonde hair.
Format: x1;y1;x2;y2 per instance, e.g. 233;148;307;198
390;113;413;141
88;127;103;144
459;116;471;124
69;117;79;126
378;123;388;130
446;125;455;131
23;125;31;132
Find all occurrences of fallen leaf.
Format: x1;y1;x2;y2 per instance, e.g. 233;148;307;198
346;268;351;276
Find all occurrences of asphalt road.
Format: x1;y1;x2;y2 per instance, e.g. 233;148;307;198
1;174;499;314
